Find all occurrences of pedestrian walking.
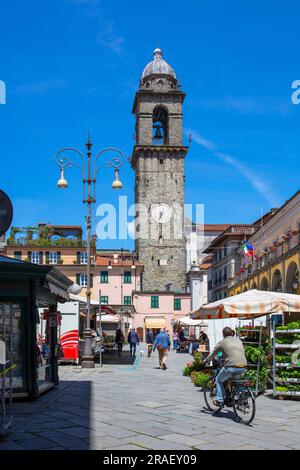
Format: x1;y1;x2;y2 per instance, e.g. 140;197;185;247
173;330;178;350
115;328;125;357
153;328;171;370
146;328;154;357
127;328;139;357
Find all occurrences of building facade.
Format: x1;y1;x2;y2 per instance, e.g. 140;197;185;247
4;223;96;298
131;48;188;292
132;291;191;341
229;191;300;296
185;223;230;310
94;252;143;307
205;224;258;301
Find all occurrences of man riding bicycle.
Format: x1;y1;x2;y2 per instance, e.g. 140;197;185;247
204;327;247;407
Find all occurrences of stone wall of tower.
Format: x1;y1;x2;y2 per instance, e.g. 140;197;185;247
133;148;187;291
132;62;187;292
135;93;183;146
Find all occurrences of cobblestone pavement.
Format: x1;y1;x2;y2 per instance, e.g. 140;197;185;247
1;345;299;450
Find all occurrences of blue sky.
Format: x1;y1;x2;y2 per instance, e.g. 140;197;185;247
0;0;299;249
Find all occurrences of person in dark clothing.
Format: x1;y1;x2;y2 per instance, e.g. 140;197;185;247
128;328;139;357
146;328;154;357
115;328;125;357
179;327;187;350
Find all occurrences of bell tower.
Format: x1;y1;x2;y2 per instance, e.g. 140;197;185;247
131;48;188;292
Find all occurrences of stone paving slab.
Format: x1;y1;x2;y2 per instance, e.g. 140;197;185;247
1;344;299;450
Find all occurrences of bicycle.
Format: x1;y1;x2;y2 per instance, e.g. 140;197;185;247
203;360;256;425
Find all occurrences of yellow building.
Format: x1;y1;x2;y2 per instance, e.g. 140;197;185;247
4;223;97;298
229;190;300;296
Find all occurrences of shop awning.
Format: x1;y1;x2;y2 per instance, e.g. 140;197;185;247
145;317;167;329
47;281;69;301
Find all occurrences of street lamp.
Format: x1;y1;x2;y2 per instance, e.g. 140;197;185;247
55;134;125;368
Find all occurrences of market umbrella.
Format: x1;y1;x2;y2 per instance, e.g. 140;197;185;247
176;316;208;327
191;289;300;320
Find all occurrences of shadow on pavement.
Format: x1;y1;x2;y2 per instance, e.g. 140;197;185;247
0;381;92;450
201;406;254;426
96;350;135;365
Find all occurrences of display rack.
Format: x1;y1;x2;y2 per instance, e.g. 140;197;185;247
272;323;300;399
237;321;269;397
0;304;13;439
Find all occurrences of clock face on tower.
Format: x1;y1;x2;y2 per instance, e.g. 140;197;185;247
151;203;173;223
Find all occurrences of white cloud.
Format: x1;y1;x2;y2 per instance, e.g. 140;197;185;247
186;129;280;207
68;0;125;55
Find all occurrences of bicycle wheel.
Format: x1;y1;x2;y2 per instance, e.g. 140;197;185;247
203;376;222;412
232;385;256;425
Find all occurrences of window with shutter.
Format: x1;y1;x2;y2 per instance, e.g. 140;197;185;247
80;252;88;264
100;271;108;283
49;252;58;264
123;296;131;305
31;252;39;264
124;271;132;283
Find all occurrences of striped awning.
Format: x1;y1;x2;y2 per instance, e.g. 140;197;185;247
191;289;300;320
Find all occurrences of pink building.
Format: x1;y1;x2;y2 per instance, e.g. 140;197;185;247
93;252;190;340
133;291;191;340
94;253;143;307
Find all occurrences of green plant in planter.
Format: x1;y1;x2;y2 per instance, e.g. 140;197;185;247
183;365;192;376
192;351;204;371
192;372;211;387
244;346;266;364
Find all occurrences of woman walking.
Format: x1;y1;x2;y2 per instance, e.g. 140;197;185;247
115;328;125;357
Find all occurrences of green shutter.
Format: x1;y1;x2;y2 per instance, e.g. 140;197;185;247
101;271;108;283
76;252;81;264
45;252;49;264
124;271;132;283
101;296;108;305
174;298;181;311
76;273;80;285
39;252;43;265
57;252;61;264
124;296;131;306
151;296;159;308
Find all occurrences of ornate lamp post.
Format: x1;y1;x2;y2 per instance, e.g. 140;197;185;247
55;134;125;368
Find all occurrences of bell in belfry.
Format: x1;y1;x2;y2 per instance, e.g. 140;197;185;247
153;125;163;141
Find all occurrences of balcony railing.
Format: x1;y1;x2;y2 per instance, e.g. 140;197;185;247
230;225;257;234
6;237;93;247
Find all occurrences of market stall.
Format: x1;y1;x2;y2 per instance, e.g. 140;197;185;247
174;316;208;353
191;289;300;399
0;255;74;399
